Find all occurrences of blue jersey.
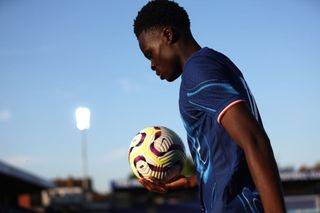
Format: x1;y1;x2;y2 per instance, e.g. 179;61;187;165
179;47;264;212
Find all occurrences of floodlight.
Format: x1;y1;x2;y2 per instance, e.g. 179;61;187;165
75;107;91;131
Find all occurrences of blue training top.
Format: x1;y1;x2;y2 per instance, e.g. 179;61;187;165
179;47;264;213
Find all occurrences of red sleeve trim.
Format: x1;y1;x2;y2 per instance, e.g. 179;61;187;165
217;100;245;125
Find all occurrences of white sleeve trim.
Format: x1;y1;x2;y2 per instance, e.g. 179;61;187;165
217;100;245;124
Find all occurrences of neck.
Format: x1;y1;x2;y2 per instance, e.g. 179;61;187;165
177;36;201;67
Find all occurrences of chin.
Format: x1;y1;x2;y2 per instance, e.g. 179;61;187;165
166;76;179;82
167;73;182;82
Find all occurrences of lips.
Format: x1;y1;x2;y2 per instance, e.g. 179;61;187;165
156;72;164;80
155;70;165;80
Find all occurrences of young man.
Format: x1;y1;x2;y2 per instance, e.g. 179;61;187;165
133;1;286;212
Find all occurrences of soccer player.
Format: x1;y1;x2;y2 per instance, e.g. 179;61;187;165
133;1;286;212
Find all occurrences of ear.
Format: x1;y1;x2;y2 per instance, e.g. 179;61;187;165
162;27;179;44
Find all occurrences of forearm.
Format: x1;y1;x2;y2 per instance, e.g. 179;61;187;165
244;137;286;213
166;175;197;190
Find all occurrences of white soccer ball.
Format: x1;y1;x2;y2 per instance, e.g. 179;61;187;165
128;126;186;183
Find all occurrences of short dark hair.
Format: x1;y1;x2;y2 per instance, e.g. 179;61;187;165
133;0;190;38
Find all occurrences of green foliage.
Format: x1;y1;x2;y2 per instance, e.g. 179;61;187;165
299;161;320;172
128;172;136;180
314;162;320;171
181;156;196;177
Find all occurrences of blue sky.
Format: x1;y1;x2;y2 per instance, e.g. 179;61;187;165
0;0;319;193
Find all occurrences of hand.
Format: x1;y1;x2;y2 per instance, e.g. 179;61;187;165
139;175;197;193
139;176;168;193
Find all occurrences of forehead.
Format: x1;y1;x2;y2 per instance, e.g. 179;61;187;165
138;30;162;51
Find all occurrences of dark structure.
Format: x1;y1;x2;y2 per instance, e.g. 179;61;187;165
43;177;110;213
110;179;199;213
281;171;320;210
281;171;320;195
109;171;320;212
0;160;54;212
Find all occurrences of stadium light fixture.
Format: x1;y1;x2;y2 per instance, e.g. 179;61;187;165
75;107;91;131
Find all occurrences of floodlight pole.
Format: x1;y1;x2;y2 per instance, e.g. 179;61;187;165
81;129;89;196
75;107;91;205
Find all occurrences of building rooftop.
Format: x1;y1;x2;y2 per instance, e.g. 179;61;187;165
0;160;55;194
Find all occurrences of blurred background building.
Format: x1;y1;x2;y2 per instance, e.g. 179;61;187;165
2;158;320;213
0;160;54;213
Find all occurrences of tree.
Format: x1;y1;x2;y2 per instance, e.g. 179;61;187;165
181;156;196;177
313;162;320;171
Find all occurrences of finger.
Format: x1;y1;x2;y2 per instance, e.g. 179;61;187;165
148;176;165;186
139;178;150;187
140;178;167;193
171;174;185;182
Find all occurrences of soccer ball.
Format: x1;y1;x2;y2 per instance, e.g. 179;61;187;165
128;126;186;183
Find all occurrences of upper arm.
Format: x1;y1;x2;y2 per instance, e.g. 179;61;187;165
220;101;270;151
220;100;286;212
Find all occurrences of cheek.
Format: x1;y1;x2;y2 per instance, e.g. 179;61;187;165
160;49;177;69
160;58;176;77
165;52;180;71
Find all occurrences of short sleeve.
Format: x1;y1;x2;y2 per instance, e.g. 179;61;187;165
183;55;245;124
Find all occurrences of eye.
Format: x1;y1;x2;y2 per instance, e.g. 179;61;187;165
145;51;152;60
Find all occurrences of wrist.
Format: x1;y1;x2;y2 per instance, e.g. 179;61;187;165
185;176;192;189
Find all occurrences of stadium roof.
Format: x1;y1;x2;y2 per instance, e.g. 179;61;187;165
0;160;55;194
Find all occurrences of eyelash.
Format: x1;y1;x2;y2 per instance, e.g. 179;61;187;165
146;52;152;60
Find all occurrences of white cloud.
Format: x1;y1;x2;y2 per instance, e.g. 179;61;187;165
0;110;11;122
117;78;142;94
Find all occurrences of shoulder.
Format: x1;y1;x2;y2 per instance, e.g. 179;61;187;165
182;47;231;90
